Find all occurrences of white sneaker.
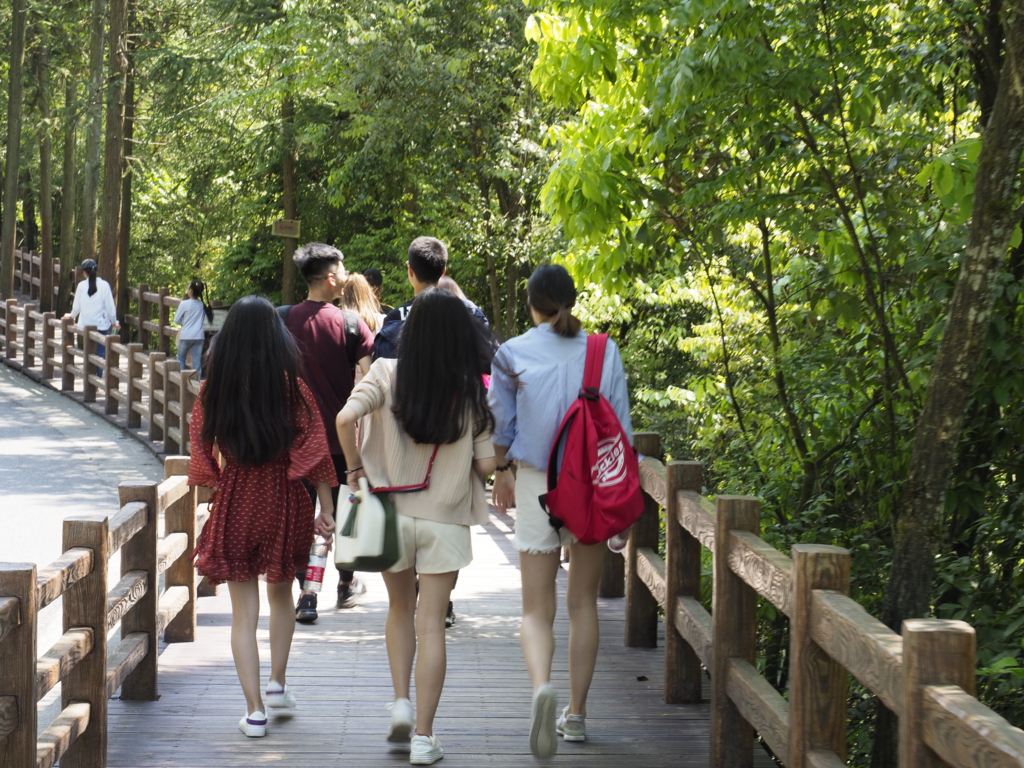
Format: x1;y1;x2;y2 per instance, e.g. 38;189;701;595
239;710;267;737
529;684;559;758
387;698;415;743
410;734;444;764
265;682;296;710
556;705;586;741
607;532;629;553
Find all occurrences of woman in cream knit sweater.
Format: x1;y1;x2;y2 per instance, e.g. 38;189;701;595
336;289;496;766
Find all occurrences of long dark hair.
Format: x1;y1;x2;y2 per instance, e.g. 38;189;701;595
82;259;98;297
189;279;214;323
392;289;495;444
200;296;308;465
527;264;582;337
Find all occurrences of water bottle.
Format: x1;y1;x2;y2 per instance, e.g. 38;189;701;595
304;538;329;593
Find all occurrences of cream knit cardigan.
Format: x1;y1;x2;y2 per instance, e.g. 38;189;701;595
344;358;494;526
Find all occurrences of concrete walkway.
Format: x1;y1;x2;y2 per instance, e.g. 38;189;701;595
0;363;164;730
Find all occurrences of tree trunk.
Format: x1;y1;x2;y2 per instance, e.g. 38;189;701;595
281;92;297;304
21;168;37;253
116;0;136;318
871;7;1024;767
59;75;79;313
1;0;28;299
80;0;106;265
36;38;54;311
99;0;126;300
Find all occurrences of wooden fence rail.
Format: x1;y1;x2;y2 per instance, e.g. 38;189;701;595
0;457;202;768
0;290;200;457
11;249;63;312
617;431;1024;768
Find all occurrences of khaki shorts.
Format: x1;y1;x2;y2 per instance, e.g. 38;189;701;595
388;514;473;574
513;463;577;555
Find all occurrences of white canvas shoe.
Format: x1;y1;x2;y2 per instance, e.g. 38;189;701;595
239;710;267;737
529;684;559;758
265;682;296;710
387;698;415;743
410;734;443;764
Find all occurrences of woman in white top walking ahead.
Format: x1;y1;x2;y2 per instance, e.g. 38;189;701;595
336;289;497;766
174;279;213;380
64;259;119;371
489;264;633;759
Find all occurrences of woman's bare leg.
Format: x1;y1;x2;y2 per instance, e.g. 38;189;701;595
565;541;606;717
413;572;456;736
227;580;263;714
266;580;296;687
518;550;561;688
381;568;417;700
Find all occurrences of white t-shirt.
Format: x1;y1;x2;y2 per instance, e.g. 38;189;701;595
174;298;207;340
70;277;117;331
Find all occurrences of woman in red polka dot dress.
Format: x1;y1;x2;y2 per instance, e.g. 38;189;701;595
188;296;338;738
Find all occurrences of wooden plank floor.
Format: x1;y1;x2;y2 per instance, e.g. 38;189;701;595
107;508;776;767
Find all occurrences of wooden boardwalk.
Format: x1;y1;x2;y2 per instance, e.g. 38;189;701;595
107;508;773;767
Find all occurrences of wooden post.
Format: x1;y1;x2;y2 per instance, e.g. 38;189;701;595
598;547;625;598
118;482;160;700
163;361;182;455
61;317;75;391
180;369;198;455
125;342;143;428
82;325;98;402
148;352;167;442
665;460;703;703
104;333;121;414
41;311;55;378
163;457;198;642
3;299;16;356
626;432;661;648
61;515;108;768
156;287;170;354
137;283;149;349
900;619;976;768
40;249;53;311
709;495;760;768
0;564;37;768
22;302;36;368
789;544;850;767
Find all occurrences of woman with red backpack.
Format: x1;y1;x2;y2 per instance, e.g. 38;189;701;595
489;264;634;758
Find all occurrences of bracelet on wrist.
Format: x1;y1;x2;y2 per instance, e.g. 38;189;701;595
495;462;514;473
345;466;363;474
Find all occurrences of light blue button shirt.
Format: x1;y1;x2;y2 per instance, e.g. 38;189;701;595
488;323;633;471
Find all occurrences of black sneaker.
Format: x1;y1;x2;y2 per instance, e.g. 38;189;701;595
296;593;318;623
337;577;365;609
445;601;456;629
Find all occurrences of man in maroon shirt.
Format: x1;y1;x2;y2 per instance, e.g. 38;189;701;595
286;243;375;622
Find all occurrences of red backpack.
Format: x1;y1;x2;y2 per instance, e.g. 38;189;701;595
539;334;644;545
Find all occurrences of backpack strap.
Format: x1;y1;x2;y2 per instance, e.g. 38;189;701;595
342;309;360;370
581;333;608;400
277;305;292;325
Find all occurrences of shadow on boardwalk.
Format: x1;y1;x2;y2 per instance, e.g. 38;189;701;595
107;510;774;768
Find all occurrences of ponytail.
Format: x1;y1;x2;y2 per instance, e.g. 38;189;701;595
550;304;581;337
527;264;582;338
81;260;99;296
190;279;214;322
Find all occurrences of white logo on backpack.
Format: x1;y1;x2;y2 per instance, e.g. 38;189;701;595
592;435;627;487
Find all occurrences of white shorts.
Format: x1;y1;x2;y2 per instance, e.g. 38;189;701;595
388;514;473;574
513;463;577;555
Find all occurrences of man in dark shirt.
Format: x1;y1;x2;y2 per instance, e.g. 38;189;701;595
372;236;492;629
287;243;375;622
373;236;490;360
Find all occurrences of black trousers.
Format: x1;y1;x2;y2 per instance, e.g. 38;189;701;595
300;453;354;587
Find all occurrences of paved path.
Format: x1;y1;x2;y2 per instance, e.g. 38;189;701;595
107;512;774;768
0;362;164;731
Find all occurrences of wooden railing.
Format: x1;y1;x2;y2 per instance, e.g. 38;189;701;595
618;431;1024;768
0;457;206;768
0;296;200;457
11;249;64;312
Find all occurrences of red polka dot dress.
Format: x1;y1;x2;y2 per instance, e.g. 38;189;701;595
188;378;337;584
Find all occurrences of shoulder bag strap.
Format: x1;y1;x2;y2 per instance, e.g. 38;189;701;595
342;309;360;369
373;443;440;494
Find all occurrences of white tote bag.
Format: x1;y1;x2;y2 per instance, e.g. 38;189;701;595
334;477;387;565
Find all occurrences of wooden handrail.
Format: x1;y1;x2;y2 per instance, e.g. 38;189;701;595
618;438;1024;767
0;457;205;768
